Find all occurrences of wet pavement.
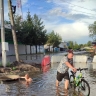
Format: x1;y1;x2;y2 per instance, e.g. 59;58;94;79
0;53;96;96
0;62;96;96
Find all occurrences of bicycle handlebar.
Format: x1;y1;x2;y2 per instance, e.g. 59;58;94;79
77;68;88;72
70;68;88;75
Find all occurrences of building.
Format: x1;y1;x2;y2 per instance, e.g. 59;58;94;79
44;42;68;52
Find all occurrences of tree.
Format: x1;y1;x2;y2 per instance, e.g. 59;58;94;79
3;11;48;55
74;42;79;50
16;12;47;54
87;41;92;46
89;21;96;41
47;31;62;51
78;44;84;49
68;41;74;49
32;14;47;53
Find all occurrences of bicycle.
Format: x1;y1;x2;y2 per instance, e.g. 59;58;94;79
69;68;90;96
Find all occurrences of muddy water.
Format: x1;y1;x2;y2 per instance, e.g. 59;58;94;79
0;62;96;96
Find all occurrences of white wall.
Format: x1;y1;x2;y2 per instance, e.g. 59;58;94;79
6;44;15;55
51;55;88;63
27;45;30;54
92;55;96;63
0;43;44;55
51;56;64;63
73;55;88;63
18;45;26;54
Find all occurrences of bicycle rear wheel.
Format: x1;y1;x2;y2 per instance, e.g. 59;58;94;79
79;79;90;96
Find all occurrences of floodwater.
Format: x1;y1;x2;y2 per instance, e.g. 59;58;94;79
0;54;44;63
0;61;96;96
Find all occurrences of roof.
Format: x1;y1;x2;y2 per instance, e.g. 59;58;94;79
92;42;96;44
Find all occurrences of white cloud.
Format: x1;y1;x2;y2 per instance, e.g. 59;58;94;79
46;0;52;3
44;20;89;42
0;0;94;44
42;0;95;43
46;0;96;24
21;0;28;5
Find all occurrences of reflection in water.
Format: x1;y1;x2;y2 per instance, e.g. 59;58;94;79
56;87;65;96
0;54;44;63
19;79;32;88
42;65;51;73
0;62;96;96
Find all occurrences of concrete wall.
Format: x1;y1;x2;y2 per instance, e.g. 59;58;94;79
74;63;87;68
6;44;15;55
92;63;96;69
51;56;64;63
51;55;88;63
92;55;96;63
73;55;88;63
18;45;26;54
0;43;44;55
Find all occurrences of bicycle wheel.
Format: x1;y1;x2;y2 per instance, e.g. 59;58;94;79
69;75;75;88
79;79;90;96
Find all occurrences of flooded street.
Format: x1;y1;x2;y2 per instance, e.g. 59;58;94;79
0;61;96;96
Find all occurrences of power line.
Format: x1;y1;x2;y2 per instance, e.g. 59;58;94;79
37;5;96;18
18;0;96;19
25;1;96;17
59;0;96;12
69;8;96;18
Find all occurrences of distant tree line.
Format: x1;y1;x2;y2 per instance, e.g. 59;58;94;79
68;41;92;50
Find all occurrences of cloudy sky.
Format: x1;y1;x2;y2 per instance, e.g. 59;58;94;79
1;0;96;44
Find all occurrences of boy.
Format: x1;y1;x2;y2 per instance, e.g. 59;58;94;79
56;51;77;95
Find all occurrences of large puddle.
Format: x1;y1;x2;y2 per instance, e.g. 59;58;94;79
0;62;96;96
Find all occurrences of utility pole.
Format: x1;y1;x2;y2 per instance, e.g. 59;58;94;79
8;0;19;61
0;0;7;67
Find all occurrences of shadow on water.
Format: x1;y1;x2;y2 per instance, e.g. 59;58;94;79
0;62;96;96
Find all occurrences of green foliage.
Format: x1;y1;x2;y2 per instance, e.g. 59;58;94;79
0;63;2;67
68;41;87;50
89;21;96;41
87;41;92;46
47;30;62;47
14;12;47;48
2;11;48;55
6;62;11;67
12;67;16;70
0;62;11;67
73;42;79;50
68;41;74;49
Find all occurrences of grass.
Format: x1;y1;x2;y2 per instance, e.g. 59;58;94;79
0;62;11;67
6;62;11;67
0;62;2;67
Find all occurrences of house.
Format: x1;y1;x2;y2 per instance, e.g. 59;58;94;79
44;42;68;52
59;42;68;51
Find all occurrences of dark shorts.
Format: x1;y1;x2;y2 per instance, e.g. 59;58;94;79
57;71;69;81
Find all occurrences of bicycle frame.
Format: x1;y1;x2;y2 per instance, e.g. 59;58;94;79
70;68;90;96
70;68;87;88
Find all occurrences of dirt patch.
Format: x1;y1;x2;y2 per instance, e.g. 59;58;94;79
0;61;42;76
